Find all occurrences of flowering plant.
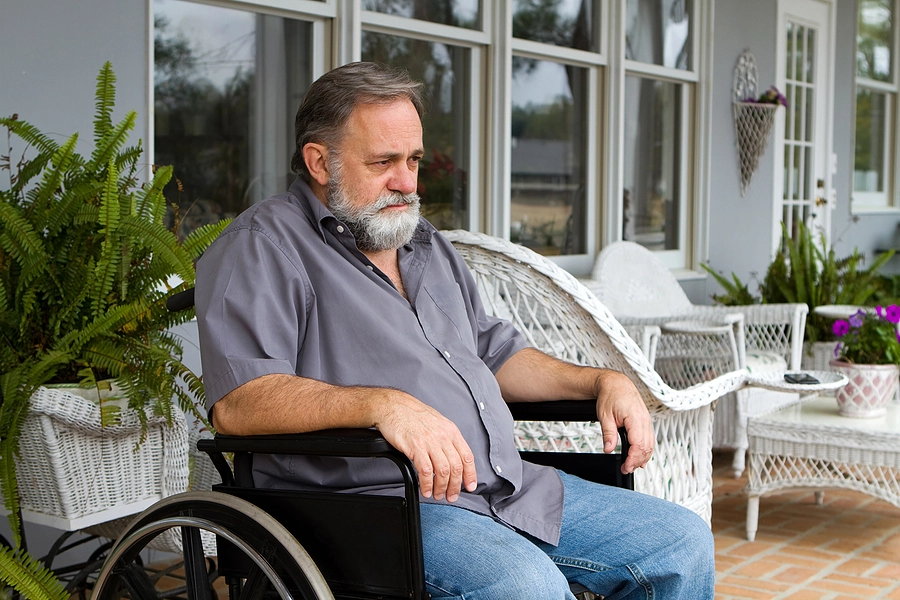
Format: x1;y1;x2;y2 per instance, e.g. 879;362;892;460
832;305;900;365
745;85;788;107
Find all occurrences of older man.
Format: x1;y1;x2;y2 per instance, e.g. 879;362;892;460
195;61;714;600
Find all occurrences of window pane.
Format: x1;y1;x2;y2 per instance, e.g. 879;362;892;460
154;0;312;236
857;0;893;81
362;32;471;230
625;0;692;70
623;76;683;251
362;0;480;29
510;59;588;256
512;0;598;52
854;88;888;193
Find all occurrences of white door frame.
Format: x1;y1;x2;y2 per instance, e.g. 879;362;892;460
773;0;836;253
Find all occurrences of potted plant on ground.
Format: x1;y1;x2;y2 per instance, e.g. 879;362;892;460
703;221;896;369
829;305;900;417
0;62;228;598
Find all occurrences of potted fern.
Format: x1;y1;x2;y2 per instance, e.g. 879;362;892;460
702;221;895;369
0;63;228;598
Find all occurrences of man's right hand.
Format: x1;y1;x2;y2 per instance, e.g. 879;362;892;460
212;374;478;502
373;391;478;502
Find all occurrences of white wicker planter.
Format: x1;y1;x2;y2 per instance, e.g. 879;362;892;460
801;341;839;371
829;360;900;418
10;385;189;531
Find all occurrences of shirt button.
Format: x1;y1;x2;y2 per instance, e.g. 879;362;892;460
479;402;485;410
336;225;344;233
443;350;451;359
367;265;374;270
495;465;503;474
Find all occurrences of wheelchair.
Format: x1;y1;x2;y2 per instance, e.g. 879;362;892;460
89;290;634;599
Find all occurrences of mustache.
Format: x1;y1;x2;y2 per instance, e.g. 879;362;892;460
372;191;419;210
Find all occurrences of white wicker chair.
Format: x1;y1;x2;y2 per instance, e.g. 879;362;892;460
582;241;809;477
443;230;748;525
12;385;217;555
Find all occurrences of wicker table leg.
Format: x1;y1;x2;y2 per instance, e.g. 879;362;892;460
746;496;760;542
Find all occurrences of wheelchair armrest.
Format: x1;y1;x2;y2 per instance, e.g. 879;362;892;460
507;399;598;421
507;400;633;489
197;429;417;498
199;428;396;457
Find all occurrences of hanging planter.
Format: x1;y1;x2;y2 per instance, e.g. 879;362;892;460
732;50;787;195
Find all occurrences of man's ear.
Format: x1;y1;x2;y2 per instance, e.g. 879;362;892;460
303;143;330;187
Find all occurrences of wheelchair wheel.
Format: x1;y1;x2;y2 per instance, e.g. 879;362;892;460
92;491;334;600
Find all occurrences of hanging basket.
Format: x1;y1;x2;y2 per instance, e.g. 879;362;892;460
732;49;781;196
733;101;778;195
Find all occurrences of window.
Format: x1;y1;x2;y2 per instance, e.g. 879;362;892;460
854;0;897;210
153;0;315;235
623;0;695;267
361;32;473;230
152;0;712;273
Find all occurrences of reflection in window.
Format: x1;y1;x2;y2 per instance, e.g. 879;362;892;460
622;76;683;251
154;0;312;237
362;32;470;230
857;0;893;82
625;0;691;70
362;0;479;29
512;0;597;52
510;59;588;256
854;89;888;194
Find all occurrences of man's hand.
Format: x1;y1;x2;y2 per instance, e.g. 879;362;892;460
374;392;478;502
591;370;654;474
212;374;477;501
496;348;654;474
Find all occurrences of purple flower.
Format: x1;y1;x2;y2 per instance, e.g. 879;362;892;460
877;305;885;319
887;304;900;324
834;341;843;357
848;310;865;328
896;330;900;344
832;320;850;337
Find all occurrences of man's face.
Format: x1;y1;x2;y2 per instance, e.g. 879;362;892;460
325;100;425;252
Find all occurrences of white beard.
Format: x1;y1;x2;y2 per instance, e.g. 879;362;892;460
326;158;421;252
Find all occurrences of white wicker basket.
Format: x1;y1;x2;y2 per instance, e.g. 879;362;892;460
11;385;189;531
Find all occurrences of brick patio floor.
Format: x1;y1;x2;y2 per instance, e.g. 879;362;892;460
711;451;900;600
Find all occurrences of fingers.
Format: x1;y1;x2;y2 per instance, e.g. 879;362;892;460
419;439;476;502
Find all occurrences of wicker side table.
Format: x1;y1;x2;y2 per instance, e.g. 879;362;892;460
745;395;900;541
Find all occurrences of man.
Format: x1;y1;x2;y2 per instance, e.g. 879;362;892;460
195;61;714;599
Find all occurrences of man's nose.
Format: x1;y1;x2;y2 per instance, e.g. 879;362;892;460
389;164;418;195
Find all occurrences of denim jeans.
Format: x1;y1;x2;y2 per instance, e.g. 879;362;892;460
420;470;715;599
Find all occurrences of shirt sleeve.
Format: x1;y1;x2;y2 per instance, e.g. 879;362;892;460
195;225;310;409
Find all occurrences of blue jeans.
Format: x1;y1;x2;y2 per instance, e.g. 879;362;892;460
420;471;714;599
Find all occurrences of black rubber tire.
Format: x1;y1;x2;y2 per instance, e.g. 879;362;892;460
91;491;334;600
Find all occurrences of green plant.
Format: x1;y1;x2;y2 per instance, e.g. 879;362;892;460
702;221;895;344
832;305;900;365
0;62;229;598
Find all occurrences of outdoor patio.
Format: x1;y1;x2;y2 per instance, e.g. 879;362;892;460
711;451;900;600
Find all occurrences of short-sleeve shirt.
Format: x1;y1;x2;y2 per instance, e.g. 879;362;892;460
195;178;565;544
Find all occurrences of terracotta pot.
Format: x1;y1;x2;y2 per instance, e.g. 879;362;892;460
828;359;900;418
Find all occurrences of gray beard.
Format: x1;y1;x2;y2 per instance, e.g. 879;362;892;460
326;162;421;252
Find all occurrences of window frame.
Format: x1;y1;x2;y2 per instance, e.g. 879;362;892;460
149;0;714;275
853;0;900;213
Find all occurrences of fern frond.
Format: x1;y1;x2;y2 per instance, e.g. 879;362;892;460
92;61;117;147
0;117;58;157
120;216;195;282
134;164;172;224
0;545;68;600
0;201;50;274
182;218;231;261
89;111;137;173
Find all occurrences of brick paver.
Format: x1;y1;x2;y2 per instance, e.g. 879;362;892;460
713;452;900;600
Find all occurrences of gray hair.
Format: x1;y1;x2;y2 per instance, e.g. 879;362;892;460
290;62;426;181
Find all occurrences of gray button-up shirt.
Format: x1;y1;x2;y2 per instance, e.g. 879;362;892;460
195;178;565;544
